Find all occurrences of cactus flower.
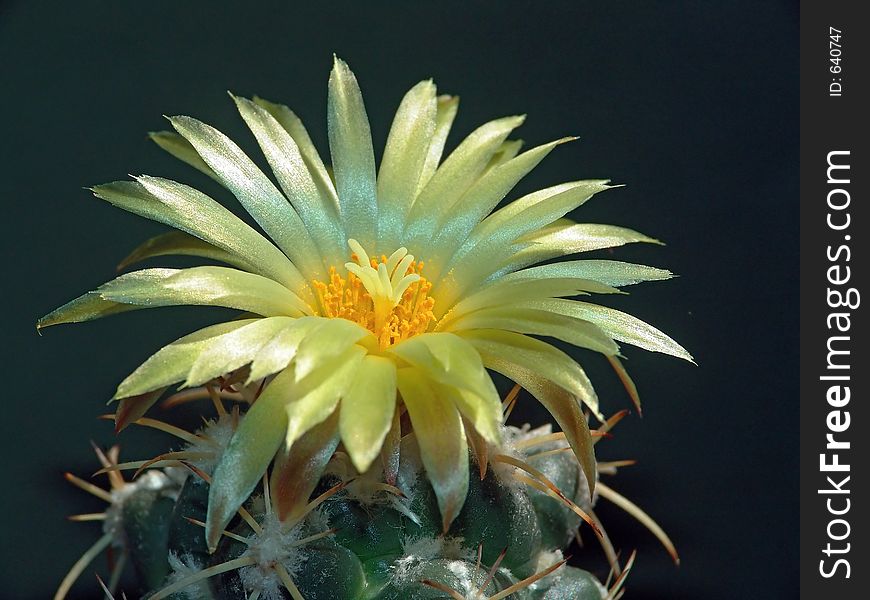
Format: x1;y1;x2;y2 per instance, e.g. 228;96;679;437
40;57;692;555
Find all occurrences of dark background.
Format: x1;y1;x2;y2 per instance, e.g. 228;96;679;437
0;1;798;598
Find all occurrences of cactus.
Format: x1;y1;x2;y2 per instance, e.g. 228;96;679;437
43;58;690;599
61;418;639;599
58;394;675;599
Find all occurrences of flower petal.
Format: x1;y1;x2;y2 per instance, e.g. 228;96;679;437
441;182;614;305
389;333;497;405
270;411;341;523
438;384;502;446
446;307;620;357
328;57;378;248
98;266;312;317
339;355;398;473
148;131;218;181
380;405;402;485
253;96;339;208
488;361;597;496
207;367;293;551
184;317;299;387
504;223;662;275
292;318;372;381
390;333;502;446
245;316;324;383
114;388;166;431
377;79;437;251
608;355;642;414
438;277;612;322
397;367;469;531
117;231;254;272
169;115;325;281
463;415;489;480
501;260;674;288
404;115;525;246
114;320;257;398
284;345;367;449
93;178;302;290
37;292;139;331
477;181;607;240
483;139;524;172
233;94;346;267
458;329;602;420
520;299;694;362
415;95;459;193
426;137;574;282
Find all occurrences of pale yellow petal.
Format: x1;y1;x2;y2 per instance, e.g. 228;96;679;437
397;368;469;531
293;318;372;381
519;299;694;362
438;384;502;445
444;306;620;357
284;345;367;449
207;366;293;550
377;79;437;251
388;332;494;404
458;329;602;420
339;355;398;473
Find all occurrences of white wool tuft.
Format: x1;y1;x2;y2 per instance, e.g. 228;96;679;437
242;513;304;574
163;552;210;600
401;535;443;560
247;494;267;516
186;414;237;474
238;564;283;600
441;536;469;561
393;535;473;585
234;512;314;598
526;549;565;593
446;559;475;594
305;506;331;532
393;536;441;583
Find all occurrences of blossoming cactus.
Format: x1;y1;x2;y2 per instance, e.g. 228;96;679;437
42;57;691;599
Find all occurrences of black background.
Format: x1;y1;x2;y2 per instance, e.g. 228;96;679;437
1;1;798;598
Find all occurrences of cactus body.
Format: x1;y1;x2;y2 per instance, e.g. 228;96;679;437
103;428;606;599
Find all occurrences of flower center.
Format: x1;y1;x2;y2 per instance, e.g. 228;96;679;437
312;239;436;348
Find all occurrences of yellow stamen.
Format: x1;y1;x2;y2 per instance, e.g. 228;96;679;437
312;240;436;349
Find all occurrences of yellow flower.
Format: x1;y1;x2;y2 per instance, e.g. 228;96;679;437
40;57;692;550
